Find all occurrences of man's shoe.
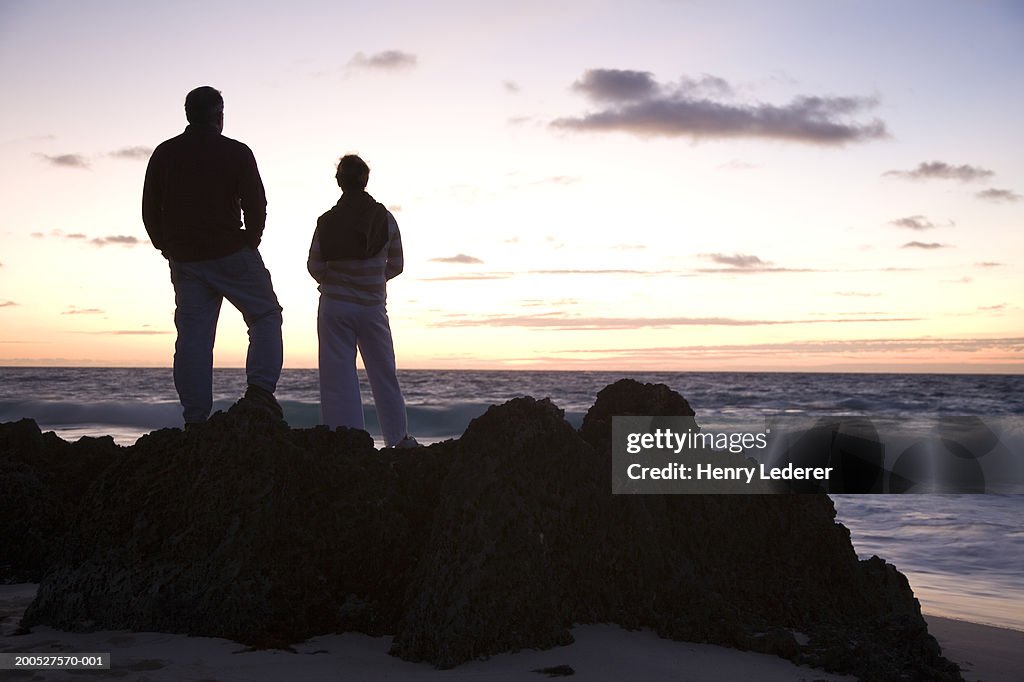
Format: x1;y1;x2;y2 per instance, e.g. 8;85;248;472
236;384;284;420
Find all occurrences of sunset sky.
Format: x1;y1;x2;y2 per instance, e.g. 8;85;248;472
1;0;1022;372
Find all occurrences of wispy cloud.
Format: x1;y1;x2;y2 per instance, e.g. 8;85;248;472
718;159;758;171
2;134;56;145
531;175;580;186
430;312;917;331
553;69;887;145
0;301;17;308
349;50;417;70
108;146;153;160
889;215;937;230
555;336;1024;358
976;261;1005;267
429;253;484;264
704;253;766;268
418;273;513;281
90;235;142;247
62;306;104;315
528;269;671;276
901;241;949;250
37;153;89;169
883;161;994;182
976;188;1021;203
76;329;172;335
503;80;520;93
697;252;814;273
66;233;87;239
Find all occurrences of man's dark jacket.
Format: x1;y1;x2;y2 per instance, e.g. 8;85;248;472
142;124;266;262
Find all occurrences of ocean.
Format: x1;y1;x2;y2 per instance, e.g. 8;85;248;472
1;367;1022;631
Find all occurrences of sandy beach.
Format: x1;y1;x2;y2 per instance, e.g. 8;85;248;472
2;584;1020;681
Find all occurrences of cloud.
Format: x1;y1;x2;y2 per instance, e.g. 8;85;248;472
704;253;767;268
836;291;881;297
0;301;16;308
77;329;172;335
31;232;44;238
90;235;142;247
430;312;917;331
883;161;994;182
66;233;87;239
418;273;512;281
429;253;484;264
37;153;89;169
889;215;936;230
555;336;1024;358
520;298;579;308
349;50;417;70
503;80;520;93
2;134;56;145
978;304;1006;311
109;146;153;160
553;70;887;145
571;68;660;102
718;159;758;171
696;252;815;274
976;188;1021;203
529;269;670;275
532;175;580;186
901;241;949;249
62;307;104;315
976;261;1005;267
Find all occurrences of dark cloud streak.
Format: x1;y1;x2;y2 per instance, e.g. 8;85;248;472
889;215;936;231
901;241;949;250
349;50;417;70
37;153;89;169
883;161;994;182
554;70;887;145
109;146;153;160
429;254;484;264
976;188;1021;203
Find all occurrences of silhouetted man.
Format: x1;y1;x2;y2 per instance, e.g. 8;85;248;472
143;86;283;426
307;154;418;448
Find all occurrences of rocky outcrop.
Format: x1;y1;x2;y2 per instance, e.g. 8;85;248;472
4;380;962;681
0;419;118;582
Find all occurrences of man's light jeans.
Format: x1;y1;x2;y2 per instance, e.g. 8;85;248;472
318;296;408;446
169;247;283;424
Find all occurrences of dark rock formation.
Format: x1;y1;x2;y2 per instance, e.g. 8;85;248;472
3;379;962;681
0;419;119;582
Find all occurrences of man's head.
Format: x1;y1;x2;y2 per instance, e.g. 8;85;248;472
336;154;370;192
185;86;224;131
